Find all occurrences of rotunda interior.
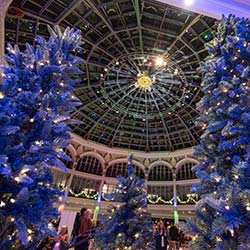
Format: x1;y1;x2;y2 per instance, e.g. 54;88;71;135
4;0;245;237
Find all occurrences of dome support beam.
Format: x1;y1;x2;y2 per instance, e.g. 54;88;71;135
132;0;144;53
149;92;174;151
84;0;129;54
86;86;137;137
166;14;201;54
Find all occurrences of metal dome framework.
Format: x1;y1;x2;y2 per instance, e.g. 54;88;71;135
6;0;216;152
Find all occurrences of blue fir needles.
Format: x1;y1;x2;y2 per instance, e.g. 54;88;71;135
0;26;83;249
189;15;250;250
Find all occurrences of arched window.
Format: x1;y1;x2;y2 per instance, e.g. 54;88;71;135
106;162;145;178
102;184;116;194
62;148;73;169
76;156;103;175
176;162;196;180
53;169;69;188
176;184;197;204
148;164;173;181
147;185;173;203
70;175;101;195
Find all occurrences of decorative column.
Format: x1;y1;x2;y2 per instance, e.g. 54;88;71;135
144;173;148;192
144;159;150;208
93;167;106;223
0;0;12;65
63;156;78;199
173;171;178;225
58;156;78;214
90;167;106;250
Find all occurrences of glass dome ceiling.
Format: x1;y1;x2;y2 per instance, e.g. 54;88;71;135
6;0;216;152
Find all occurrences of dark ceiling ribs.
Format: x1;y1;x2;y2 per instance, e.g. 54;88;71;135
5;0;215;152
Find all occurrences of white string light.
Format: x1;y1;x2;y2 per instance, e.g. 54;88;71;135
155;56;165;66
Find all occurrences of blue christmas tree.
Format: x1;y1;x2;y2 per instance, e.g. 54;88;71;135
189;15;250;249
94;155;154;250
0;26;83;249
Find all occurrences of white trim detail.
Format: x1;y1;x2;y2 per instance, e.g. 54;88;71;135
175;158;199;172
108;158;146;172
148;160;173;172
78;151;105;168
72;133;194;158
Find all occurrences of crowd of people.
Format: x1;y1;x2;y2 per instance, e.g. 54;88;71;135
37;207;95;250
60;208;96;250
38;208;193;250
153;221;193;250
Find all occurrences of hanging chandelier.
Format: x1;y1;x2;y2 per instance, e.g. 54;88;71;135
134;72;156;91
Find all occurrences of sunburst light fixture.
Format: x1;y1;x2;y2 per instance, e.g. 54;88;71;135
134;72;156;91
